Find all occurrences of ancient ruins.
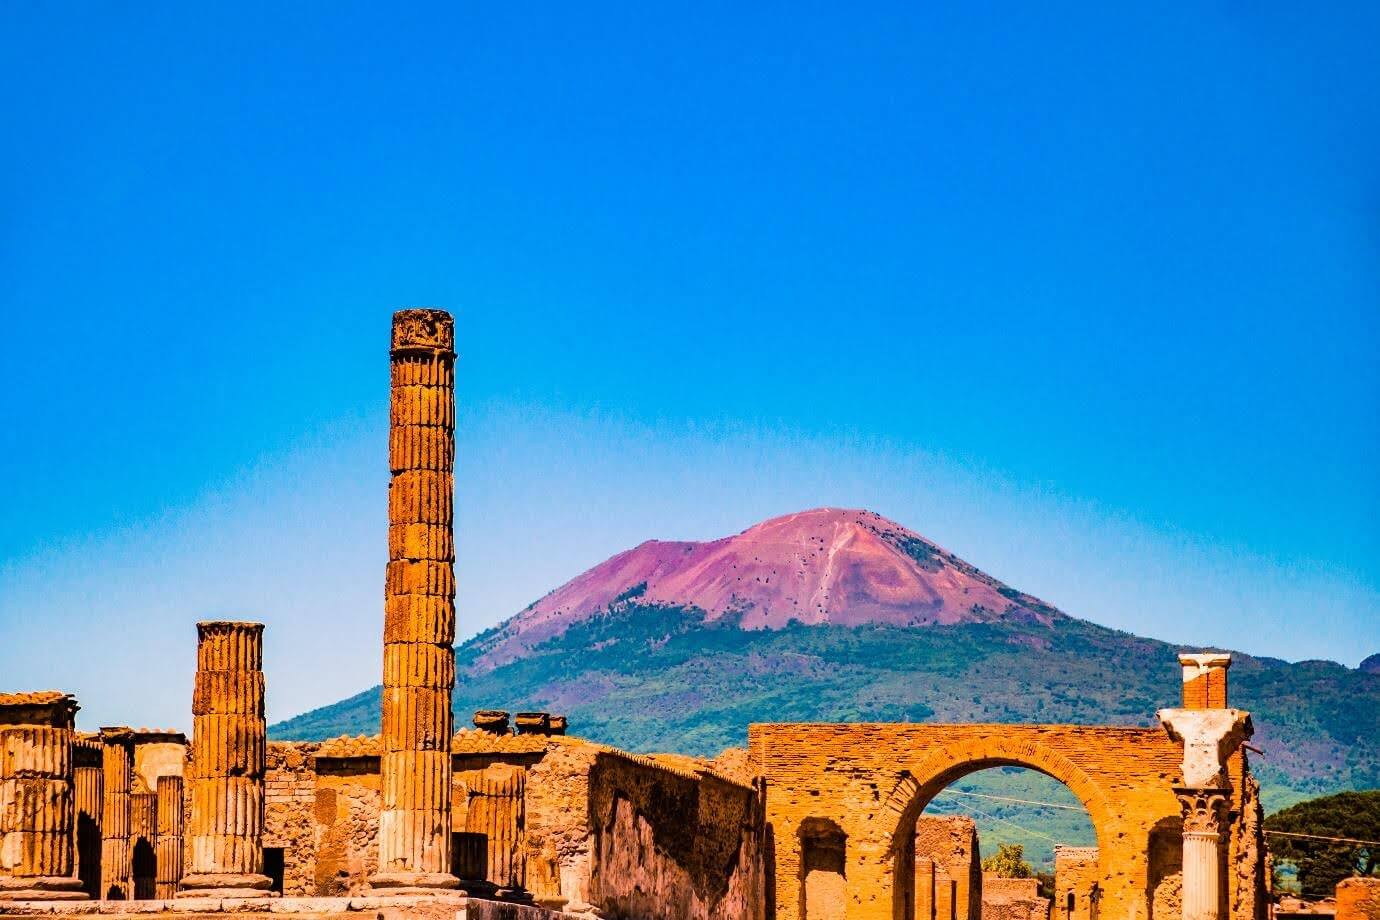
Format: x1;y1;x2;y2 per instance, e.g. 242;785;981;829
2;308;1374;920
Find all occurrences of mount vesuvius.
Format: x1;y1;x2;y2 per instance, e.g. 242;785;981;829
271;508;1379;808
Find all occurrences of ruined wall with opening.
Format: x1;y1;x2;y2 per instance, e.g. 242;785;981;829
750;722;1260;920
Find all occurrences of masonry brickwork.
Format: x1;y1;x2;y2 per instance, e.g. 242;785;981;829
749;722;1264;920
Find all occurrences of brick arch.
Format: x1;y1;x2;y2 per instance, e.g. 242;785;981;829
877;734;1115;856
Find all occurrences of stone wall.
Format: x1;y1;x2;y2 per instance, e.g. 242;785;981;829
256;732;762;917
981;875;1048;920
264;742;321;896
586;750;765;920
1336;878;1380;920
1053;847;1099;920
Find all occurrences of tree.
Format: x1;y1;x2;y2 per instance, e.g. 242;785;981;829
983;843;1034;878
1265;790;1380;898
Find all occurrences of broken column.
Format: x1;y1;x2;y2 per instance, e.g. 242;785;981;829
155;776;183;899
72;735;103;899
372;308;459;893
457;766;526;895
0;692;86;901
1159;653;1253;920
100;727;135;900
130;791;157;899
179;621;272;898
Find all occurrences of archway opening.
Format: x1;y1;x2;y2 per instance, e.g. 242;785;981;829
800;817;847;920
892;766;1097;920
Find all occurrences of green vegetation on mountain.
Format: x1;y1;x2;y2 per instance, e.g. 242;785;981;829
273;600;1380;813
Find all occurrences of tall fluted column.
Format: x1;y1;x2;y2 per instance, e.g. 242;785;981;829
372;309;459;893
72;735;103;898
179;621;271;898
155;776;183;899
1177;789;1229;920
0;693;86;901
99;727;134;900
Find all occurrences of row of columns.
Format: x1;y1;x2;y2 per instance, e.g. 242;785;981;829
0;620;265;901
1;311;464;902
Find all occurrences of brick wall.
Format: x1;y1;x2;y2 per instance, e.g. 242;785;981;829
586;750;765;920
748;722;1202;920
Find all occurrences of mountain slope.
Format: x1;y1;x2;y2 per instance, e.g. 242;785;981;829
474;508;1063;671
272;509;1380;808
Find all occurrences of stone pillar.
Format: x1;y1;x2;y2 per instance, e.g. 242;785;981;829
155;776;183;899
72;735;103;899
130;792;157;900
1175;789;1230;920
179;621;272;898
0;692;85;901
100;727;134;900
1160;661;1253;920
373;308;459;893
457;766;525;894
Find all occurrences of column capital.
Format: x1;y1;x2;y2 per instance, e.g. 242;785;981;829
392;309;455;355
1157;707;1253;788
1174;787;1231;835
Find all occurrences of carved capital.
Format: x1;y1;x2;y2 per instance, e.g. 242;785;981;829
1176;787;1230;835
392;309;455;354
1158;707;1253;787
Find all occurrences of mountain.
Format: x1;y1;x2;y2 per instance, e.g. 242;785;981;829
473;508;1064;671
271;508;1380;810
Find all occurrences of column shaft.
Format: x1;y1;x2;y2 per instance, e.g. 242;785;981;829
0;694;86;901
100;728;133;900
155;776;183;899
1177;789;1229;920
179;621;271;898
373;309;458;892
73;737;103;899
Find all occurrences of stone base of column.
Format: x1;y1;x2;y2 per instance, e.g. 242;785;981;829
0;876;89;901
176;873;275;899
367;872;462;896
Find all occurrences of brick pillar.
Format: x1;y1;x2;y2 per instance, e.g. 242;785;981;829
935;866;956;920
1179;654;1231;709
99;727;134;900
914;856;935;920
0;693;86;901
72;735;103;898
372;308;459;893
155;776;183;899
179;621;272;898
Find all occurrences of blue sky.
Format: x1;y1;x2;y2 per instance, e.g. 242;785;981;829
1;3;1376;731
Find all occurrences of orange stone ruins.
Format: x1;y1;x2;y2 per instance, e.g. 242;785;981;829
0;309;1293;920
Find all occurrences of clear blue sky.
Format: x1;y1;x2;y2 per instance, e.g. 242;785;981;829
2;3;1376;731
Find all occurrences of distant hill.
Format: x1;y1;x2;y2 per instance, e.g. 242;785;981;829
272;508;1380;811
